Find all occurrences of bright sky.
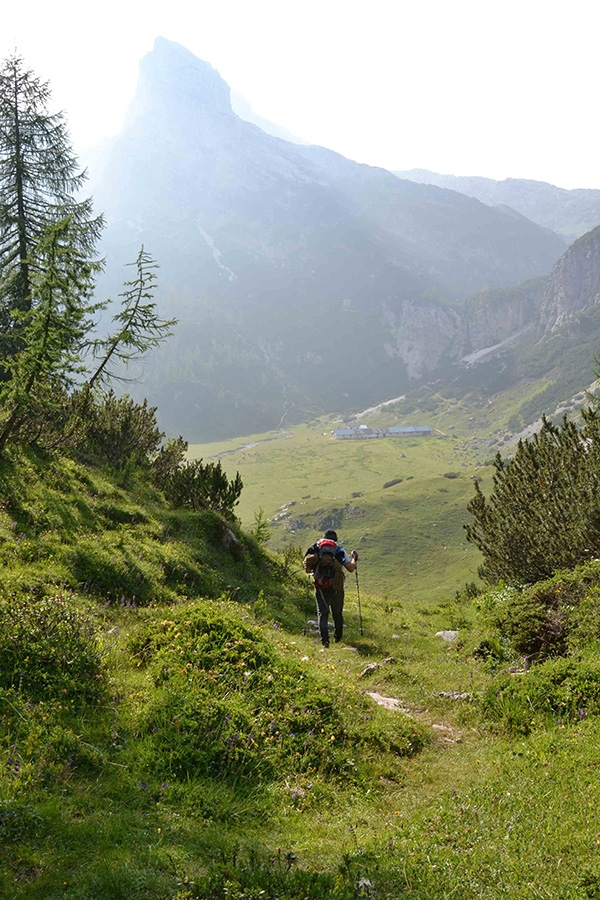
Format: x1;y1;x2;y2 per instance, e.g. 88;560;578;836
2;0;599;190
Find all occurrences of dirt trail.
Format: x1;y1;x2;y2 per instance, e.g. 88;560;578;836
365;690;464;745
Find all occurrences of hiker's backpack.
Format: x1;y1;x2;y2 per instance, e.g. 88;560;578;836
313;538;344;590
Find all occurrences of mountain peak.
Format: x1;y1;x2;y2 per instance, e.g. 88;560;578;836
131;37;232;120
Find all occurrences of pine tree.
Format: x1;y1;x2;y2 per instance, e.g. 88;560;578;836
465;412;600;584
0;54;102;356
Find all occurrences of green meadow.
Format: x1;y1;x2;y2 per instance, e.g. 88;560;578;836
188;416;491;604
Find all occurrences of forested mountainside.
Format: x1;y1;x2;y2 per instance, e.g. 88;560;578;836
87;38;565;441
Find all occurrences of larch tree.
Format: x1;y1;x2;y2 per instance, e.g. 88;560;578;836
0;54;102;358
88;248;176;389
0;55;178;454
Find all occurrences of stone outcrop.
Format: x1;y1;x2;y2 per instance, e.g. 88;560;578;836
381;299;460;379
454;278;546;361
538;225;600;332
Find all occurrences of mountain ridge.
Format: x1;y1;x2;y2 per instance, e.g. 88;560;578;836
396;168;600;242
88;38;567;440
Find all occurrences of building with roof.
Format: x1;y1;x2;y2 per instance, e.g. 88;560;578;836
333;425;432;440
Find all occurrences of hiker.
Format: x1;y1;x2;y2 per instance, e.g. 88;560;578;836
303;529;358;647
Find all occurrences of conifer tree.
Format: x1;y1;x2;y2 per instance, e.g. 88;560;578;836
0;217;101;449
88;248;176;388
0;54;102;356
465;411;600;584
0;57;177;455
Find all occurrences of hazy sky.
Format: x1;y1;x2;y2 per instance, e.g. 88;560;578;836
2;0;598;189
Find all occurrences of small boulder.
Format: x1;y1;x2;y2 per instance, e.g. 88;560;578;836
435;630;459;642
359;663;380;678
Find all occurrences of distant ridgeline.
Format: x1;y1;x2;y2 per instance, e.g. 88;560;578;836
333;426;432;440
396;169;600;243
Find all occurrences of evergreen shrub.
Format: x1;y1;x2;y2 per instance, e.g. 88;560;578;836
466;410;600;584
158;457;243;520
81;391;163;470
482;561;600;659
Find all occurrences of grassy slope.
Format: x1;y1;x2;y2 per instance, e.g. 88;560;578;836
3;441;600;897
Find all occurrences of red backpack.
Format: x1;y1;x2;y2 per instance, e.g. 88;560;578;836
313;538;339;589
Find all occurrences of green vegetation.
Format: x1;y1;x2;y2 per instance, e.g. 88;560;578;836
0;55;102;334
0;392;599;897
5;50;600;899
466;409;600;583
4;442;600;897
190;424;487;604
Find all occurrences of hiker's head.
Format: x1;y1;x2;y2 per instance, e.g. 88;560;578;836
324;529;338;542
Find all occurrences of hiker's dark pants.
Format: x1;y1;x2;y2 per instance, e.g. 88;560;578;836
315;586;344;645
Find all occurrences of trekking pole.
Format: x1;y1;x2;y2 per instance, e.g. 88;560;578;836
354;560;363;636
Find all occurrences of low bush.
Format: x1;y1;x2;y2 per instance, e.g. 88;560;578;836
0;686;111;792
482;562;600;659
0;594;104;702
130;603;426;784
482;656;600;734
79;391;164;471
159;457;243;520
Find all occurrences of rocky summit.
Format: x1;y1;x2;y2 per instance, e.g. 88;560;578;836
90;38;567;440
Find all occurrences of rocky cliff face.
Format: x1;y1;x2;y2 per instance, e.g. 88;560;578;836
539;226;600;332
444;224;600;418
381;300;460;379
454;278;547;360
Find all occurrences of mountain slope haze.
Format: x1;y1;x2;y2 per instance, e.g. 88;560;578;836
90;39;566;440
